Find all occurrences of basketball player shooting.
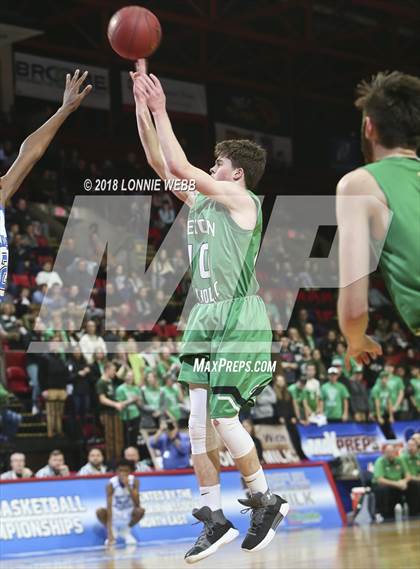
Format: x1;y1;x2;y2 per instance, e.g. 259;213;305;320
337;72;420;368
0;70;92;297
131;63;289;563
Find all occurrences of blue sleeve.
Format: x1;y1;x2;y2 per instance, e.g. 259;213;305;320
150;434;164;450
176;434;191;456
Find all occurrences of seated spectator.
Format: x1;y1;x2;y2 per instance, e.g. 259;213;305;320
150;419;191;470
39;341;69;438
36;449;70;478
78;448;107;476
348;366;370;422
400;438;420;485
320;367;350;422
35;261;63;288
80;320;107;365
373;444;419;520
116;370;142;447
0;302;29;349
124;446;152;472
251;382;277;424
0;382;22;442
1;452;32;480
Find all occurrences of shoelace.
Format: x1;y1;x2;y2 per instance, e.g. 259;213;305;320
192;519;215;543
240;506;266;536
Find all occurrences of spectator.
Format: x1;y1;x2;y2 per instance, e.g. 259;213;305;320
263;291;281;326
150;419;191;469
370;371;394;427
312;348;328;382
141;371;163;427
36;450;70;478
251;382;277;424
35;261;63;288
68;345;92;421
348;366;370;422
407;366;420;419
96;362;129;464
116;370;142;447
79;320;107;364
155;346;180;385
373;444;419;520
303;363;321;416
1;452;32;479
319;329;338;366
288;377;310;424
161;374;185;423
399;439;420;517
126;337;147;386
0;382;22;442
90;348;108;382
278;336;299;383
320;367;350;422
78;448;107;476
302;322;317;350
40;341;69;438
380;364;405;420
124;446;152;473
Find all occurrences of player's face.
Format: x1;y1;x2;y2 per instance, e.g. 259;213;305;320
210;156;235;181
118;467;131;481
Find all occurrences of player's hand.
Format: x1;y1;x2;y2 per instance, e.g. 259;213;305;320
345;335;382;369
61;70;92;113
130;60;148;107
138;74;166;113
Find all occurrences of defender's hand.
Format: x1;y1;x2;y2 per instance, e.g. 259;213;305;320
61;70;92;113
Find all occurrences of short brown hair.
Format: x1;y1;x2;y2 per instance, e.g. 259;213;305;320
355;71;420;150
215;139;267;190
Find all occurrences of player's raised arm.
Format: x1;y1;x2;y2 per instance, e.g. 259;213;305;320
0;70;92;205
140;74;255;218
336;168;382;368
131;61;196;207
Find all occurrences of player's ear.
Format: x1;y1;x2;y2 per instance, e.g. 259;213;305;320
364;116;374;140
233;168;244;181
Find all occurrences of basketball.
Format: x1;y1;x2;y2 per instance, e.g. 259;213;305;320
107;5;162;60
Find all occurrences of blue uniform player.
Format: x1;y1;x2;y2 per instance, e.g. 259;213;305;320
0;70;92;297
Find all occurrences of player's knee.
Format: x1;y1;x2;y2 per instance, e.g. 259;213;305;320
211;416;254;459
188;413;207;455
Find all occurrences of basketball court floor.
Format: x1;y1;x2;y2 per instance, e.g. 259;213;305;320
2;520;419;569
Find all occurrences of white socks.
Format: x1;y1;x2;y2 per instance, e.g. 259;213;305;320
243;467;269;495
200;483;222;511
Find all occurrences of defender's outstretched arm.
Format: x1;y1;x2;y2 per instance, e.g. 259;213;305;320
0;70;92;204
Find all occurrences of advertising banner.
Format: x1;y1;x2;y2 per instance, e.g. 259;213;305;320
0;463;343;556
14;52;110;110
391;421;420;444
121;71;207;116
298;422;386;471
214;122;292;166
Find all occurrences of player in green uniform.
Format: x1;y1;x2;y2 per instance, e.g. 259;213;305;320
337;72;420;367
131;62;288;563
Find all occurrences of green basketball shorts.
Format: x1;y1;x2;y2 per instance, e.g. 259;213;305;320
178;295;273;418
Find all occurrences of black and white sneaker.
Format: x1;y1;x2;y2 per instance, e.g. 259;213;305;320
239;491;289;552
184;507;239;564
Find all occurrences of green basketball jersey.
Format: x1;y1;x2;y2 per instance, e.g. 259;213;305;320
362;157;420;335
187;191;262;303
